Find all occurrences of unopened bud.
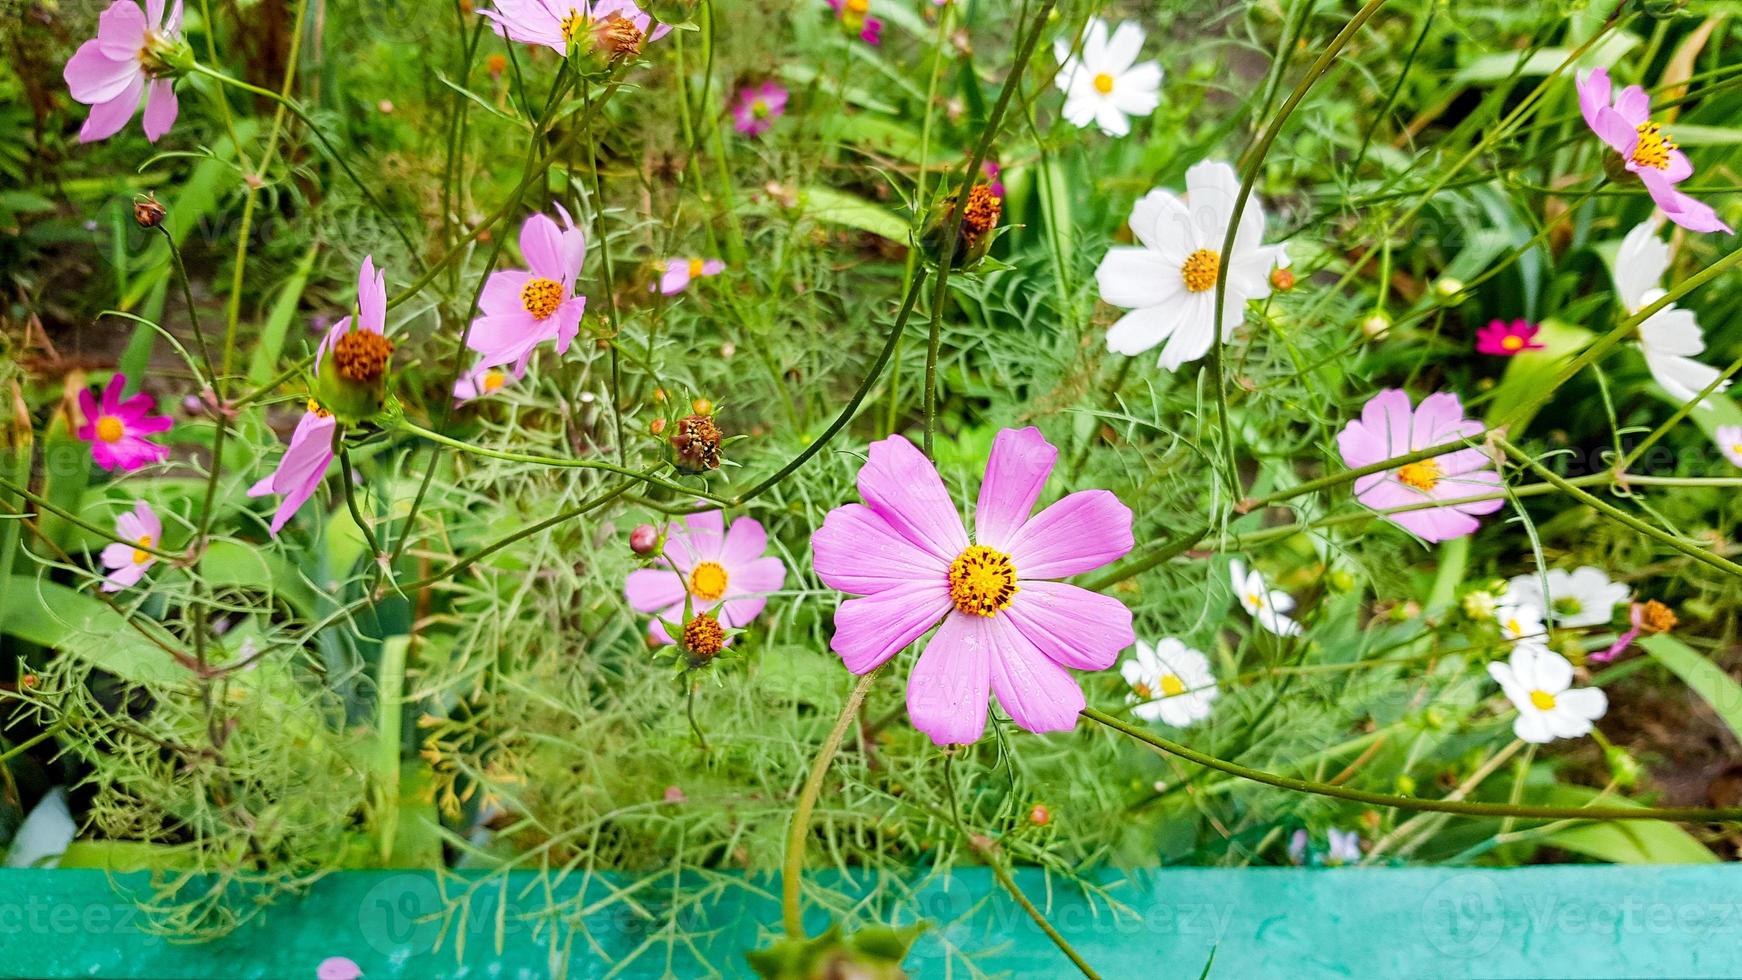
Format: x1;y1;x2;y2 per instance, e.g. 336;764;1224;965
1361;312;1392;340
133;194;166;229
630;524;659;555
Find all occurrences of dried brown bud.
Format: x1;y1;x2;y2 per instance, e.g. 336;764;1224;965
1270;265;1295;291
682;614;726;663
670;413;723;473
133;194;166;229
331;330;395;383
1636;599;1677;634
649;417;667;436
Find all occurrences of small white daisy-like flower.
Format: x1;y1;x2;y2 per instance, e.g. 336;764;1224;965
1229;558;1302;637
1326;828;1362;865
1052;17;1162;137
1611;221;1730;410
1121;638;1218;727
1495;600;1548;645
1487;646;1607;744
1094;161;1288;372
1506;567;1631;630
1716;425;1742;468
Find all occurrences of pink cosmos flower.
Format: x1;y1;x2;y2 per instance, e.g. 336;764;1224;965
77;373;173;472
467;213;587;373
63;0;185;143
1474;318;1544;357
1577;68;1732;235
1717;425;1742;469
315;957;362;980
732;81;789;137
479;0;671;58
453;359;528;403
811;428;1136;744
1336;389;1503;543
247;404;338;536
100;500;161;592
655;257;725;296
317;255;389;370
825;0;882;45
625;511;787;644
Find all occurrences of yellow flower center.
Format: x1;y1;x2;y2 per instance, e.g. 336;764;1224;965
1180;249;1220;292
521;277;564;320
560;9;589;43
481;370;507;394
689;561;729;602
1501;334;1523;351
1732;443;1742;457
132;535;154;565
1092;72;1115;95
1396;459;1442;492
948;544;1018;617
687;258;706;278
1246;591;1264;609
1630;122;1677;171
751;98;769;118
1529;689;1557;711
306;397;332;418
1159;674;1186;698
95;416;125;443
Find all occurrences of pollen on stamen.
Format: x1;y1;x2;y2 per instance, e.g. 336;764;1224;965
332;330;395;383
947;544;1019;617
521;277;564;321
1180;249;1221;292
1630;122;1677;171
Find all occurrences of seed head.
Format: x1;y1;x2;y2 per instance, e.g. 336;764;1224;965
133;194;166;229
682;614;726;663
332;330;395;383
670;413;723;473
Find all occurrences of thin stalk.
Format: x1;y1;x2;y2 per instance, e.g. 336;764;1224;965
781;667;880;938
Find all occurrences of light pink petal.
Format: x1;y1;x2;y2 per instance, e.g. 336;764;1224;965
1641;172;1734;235
1659;149;1693;184
97;1;148;60
986;615;1086;735
518;214;567;280
164;0;183;31
357;256;387;334
658;264;692;295
1437;468;1505;515
80;76;144;143
680;510;726;560
1592;107;1638;158
1409;391;1467;449
1387;503;1479;543
101;562;148;592
721;555;784;629
812;503;951;596
974;427;1057;552
1612;85;1651;126
100;542;136;569
1002;580;1133;671
464;313;539;365
905;612;991;745
1336;418;1383;469
1362;389;1415;456
269;412;338;496
857;435;969;562
479;270;533;317
141;78;178;142
1005;490;1133;579
136;500;161;539
830;582;951;674
550;297;586;354
64;40;140;104
625;568;684;612
721;516;768;564
1576;68;1611;131
701;259;726;276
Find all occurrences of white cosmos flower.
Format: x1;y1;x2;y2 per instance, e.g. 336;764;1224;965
1230;559;1301;637
1611;220;1729;410
1495;600;1548;645
1487;646;1607;744
1121;638;1218;727
1718;425;1742;468
1053;17;1162;137
1506;566;1630;629
1095;161;1288;371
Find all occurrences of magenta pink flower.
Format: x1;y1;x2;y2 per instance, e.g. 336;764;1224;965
1337;389;1503;543
467;213;587;372
317;255;388;369
812;428;1135;744
1474;318;1544;357
100;500;161;592
655;257;725;296
732;81;789;137
315;957;362;980
479;0;671;58
63;0;185;144
77;373;172;472
1577;68;1732;235
453;359;528;403
247;404;338;535
625;511;787;644
825;0;882;45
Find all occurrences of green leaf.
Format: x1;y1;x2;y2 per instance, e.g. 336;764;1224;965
1453;33;1637;84
797;186;910;243
1483;319;1594;435
0;577;183;685
248;242;321;385
1538;784;1715;864
1644;633;1742;745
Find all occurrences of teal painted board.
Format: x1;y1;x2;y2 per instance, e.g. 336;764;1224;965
0;866;1739;977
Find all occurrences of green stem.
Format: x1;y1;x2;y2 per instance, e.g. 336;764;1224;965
782;667;880;938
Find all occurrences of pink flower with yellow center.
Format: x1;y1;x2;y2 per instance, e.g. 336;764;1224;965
811;428;1135;744
99;500;161;592
466;211;587;373
1718;425;1742;469
655;257;725;296
62;0;185;144
825;0;882;45
76;373;173;472
1474;318;1544;357
732;80;789;137
454;360;528;403
479;0;671;59
1337;389;1503;543
1577;67;1732;235
625;511;787;644
247;401;338;536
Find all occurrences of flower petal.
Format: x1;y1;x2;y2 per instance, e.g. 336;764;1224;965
830;581;951;674
974;427;1056;552
1006;489;1133;579
812;503;950;596
987;616;1086;735
141;78;178;142
1002;580;1133;671
625;568;684;612
857;434;968;561
80;76;143;143
905;612;991;745
97;0;148;60
64;40;139;104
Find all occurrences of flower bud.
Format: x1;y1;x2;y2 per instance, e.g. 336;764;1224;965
1027;803;1050;827
1431;277;1465;304
921;182;1003;269
1361;312;1392;340
630;524;660;555
313;328;394;425
691;397;714;416
133;194;167;229
1270;265;1295;291
681;614;726;668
